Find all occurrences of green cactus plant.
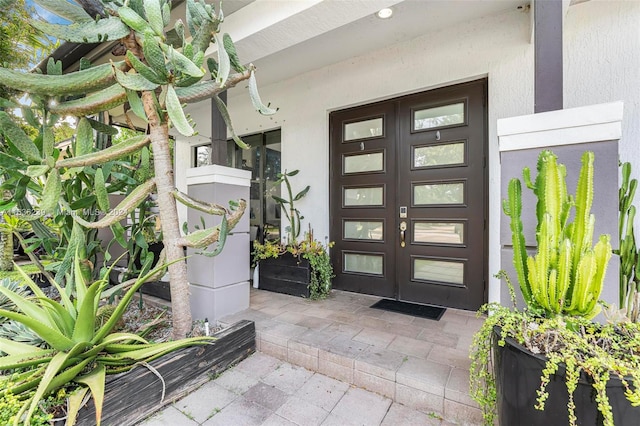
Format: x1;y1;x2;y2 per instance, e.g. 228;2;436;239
502;150;611;319
616;161;640;321
272;170;310;245
0;0;277;339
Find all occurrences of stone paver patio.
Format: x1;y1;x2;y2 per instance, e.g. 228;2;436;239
140;288;485;425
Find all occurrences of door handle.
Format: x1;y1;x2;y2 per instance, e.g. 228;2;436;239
399;221;407;248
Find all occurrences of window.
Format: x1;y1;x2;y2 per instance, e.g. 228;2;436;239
192;130;282;241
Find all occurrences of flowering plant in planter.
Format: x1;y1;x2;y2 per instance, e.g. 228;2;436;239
252;170;334;299
469;150;640;426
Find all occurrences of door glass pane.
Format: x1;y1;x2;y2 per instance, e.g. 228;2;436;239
344;118;383;141
344;221;383;240
264;137;281;240
344;253;383;275
344;152;384;174
344;187;384;206
414;182;464;205
414;259;464;284
414;222;464;244
414;103;464;130
229;130;281;242
414;142;465;168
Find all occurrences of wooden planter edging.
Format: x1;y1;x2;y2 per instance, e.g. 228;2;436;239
73;320;255;426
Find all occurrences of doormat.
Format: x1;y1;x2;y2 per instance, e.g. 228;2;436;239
370;299;446;321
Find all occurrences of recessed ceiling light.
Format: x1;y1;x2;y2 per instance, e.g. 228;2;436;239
377;8;393;19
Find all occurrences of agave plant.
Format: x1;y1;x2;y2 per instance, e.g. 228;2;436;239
0;260;214;425
502;150;611;318
0;277;31;315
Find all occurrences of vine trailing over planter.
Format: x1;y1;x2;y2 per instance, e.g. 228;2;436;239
469;150;634;426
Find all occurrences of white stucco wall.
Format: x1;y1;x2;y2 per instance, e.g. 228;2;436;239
176;0;640;306
564;0;640;168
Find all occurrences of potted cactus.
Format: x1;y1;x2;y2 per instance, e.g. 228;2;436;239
470;150;640;426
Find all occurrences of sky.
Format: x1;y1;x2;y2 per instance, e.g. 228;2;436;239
26;0;70;24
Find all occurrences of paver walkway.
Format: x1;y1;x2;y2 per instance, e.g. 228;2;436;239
220;289;484;424
139;352;457;425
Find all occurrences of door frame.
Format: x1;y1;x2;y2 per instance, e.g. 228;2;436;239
328;79;489;309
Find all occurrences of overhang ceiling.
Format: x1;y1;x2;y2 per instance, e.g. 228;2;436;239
230;0;525;90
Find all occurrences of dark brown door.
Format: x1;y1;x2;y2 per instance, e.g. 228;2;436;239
330;80;487;311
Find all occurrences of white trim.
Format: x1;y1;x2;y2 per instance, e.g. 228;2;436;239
186;165;251;187
498;101;624;152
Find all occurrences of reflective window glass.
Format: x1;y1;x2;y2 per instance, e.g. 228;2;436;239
414;259;464;284
414;103;464;131
344;253;383;275
344;118;383;141
414;142;465;168
413;182;464;205
344;221;383;240
344;187;384;206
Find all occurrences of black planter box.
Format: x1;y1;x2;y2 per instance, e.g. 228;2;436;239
258;253;311;298
140;280;172;301
493;328;640;425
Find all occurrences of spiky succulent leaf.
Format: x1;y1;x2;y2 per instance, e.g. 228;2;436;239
75;365;106;426
118;6;152;33
33;0;92;22
48;83;127;116
0;111;41;162
30;17;129;43
143;0;164;36
166;84;194;136
0;278;31;312
114;67;160;91
248;70;277;115
0;61;126;97
0;309;74;351
213;94;248;148
0;321;46;348
0;336;49;356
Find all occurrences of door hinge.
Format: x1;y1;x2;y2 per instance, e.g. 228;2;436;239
483;156;487;168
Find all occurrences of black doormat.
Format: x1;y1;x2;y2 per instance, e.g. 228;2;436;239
370;299;446;321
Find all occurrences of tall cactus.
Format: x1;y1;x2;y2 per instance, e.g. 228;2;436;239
617;162;640;320
503;150;611;318
0;0;277;338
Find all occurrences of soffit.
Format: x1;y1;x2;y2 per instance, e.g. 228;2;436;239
225;0;525;90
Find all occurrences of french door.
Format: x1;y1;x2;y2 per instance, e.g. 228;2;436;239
329;80;487;311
